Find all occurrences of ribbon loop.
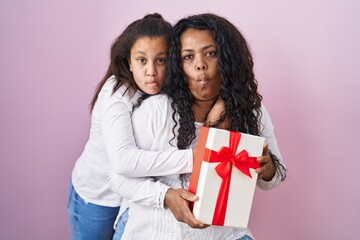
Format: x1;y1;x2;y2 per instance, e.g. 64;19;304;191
214;147;259;179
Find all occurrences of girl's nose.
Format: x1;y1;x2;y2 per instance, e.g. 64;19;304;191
146;63;157;76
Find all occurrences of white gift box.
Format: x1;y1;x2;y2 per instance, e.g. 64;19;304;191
188;127;265;228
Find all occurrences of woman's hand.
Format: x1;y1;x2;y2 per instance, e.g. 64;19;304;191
164;188;208;229
256;143;276;181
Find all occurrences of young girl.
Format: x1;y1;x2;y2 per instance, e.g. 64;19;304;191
109;13;286;240
67;13;195;240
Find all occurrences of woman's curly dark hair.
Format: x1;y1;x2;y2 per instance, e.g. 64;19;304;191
164;13;263;149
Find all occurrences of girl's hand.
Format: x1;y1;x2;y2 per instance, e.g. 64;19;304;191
205;98;231;129
256;143;276;181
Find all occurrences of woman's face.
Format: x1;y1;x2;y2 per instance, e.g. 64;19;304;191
180;28;221;102
129;36;168;95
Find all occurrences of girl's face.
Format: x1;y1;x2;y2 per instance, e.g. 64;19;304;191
129;37;168;95
180;28;221;102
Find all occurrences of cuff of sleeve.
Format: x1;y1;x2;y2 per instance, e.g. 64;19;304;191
159;185;171;209
257;170;281;190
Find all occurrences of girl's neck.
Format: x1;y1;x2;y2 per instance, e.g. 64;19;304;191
192;99;217;123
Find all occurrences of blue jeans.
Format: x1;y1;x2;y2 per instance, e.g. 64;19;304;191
67;182;120;240
237;235;253;240
113;208;129;240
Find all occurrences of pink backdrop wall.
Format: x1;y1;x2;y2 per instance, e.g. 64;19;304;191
1;1;359;239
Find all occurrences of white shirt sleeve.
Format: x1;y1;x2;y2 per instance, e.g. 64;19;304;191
107;170;170;209
98;83;193;177
106;94;176;208
256;105;286;190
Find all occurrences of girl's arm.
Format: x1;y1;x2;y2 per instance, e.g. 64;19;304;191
99;82;193;177
107;94;202;227
106;94;184;208
108;170;205;228
107;170;169;208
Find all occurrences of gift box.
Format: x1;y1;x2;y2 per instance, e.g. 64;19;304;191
188;126;265;228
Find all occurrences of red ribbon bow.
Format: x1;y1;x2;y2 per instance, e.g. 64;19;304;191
215;147;259;179
204;131;260;225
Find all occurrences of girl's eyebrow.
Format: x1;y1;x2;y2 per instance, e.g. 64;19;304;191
134;50;146;55
134;51;168;55
156;51;168;56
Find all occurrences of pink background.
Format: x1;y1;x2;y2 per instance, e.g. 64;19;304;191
1;1;359;239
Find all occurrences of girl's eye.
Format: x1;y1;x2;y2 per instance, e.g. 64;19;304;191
137;58;146;64
157;58;166;64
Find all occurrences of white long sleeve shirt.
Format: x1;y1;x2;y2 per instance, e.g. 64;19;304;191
108;94;285;239
71;76;193;207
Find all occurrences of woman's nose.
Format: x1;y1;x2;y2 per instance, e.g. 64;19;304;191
196;64;206;71
195;57;207;71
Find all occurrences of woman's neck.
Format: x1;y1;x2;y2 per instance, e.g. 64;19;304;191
192;99;217;123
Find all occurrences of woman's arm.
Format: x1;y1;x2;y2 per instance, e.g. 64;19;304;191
256;105;287;190
206;99;286;189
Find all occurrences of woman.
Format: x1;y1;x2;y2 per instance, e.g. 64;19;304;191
109;13;286;240
67;13;195;240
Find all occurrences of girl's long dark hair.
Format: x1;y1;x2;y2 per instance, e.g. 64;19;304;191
164;13;262;149
90;13;172;111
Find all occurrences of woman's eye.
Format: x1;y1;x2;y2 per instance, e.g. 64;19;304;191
206;51;216;57
183;55;193;61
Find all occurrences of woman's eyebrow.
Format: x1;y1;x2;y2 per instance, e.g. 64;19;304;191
181;49;194;54
202;44;216;50
181;44;216;54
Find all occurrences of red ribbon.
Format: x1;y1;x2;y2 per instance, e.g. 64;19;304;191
203;131;260;226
